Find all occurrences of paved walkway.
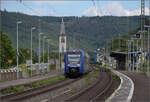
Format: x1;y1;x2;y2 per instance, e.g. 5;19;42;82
0;71;63;91
121;71;150;102
106;70;134;102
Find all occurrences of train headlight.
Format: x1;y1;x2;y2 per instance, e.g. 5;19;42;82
68;64;80;67
77;64;80;67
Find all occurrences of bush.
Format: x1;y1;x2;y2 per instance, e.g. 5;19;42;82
19;64;31;75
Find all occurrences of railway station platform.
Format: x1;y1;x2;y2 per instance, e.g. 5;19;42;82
106;69;134;102
107;69;150;102
110;51;141;70
121;71;150;102
0;71;63;92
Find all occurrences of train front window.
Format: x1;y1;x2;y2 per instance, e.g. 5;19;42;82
68;54;81;64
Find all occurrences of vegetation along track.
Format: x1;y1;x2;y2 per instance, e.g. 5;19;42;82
65;68;113;102
0;78;80;102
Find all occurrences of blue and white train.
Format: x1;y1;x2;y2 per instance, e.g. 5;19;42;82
64;50;90;77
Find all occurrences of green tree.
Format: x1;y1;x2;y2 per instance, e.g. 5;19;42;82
19;48;30;64
0;31;16;69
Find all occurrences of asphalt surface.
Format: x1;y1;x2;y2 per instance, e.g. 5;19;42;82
121;71;150;102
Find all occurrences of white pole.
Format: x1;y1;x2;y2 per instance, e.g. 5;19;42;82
31;27;36;77
43;37;44;63
16;21;22;79
48;40;50;64
39;33;43;69
128;40;129;71
128;40;130;71
148;28;150;76
17;23;18;70
42;36;47;63
38;18;41;70
130;41;132;71
136;39;138;72
17;23;18;79
125;40;127;70
31;28;32;77
133;40;135;72
39;32;40;68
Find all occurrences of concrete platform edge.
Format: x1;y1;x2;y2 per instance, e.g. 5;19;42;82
105;69;134;102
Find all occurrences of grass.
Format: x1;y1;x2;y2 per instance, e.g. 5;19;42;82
83;73;99;86
0;80;4;83
30;75;65;88
1;75;65;95
70;89;76;94
110;71;120;82
2;85;24;94
93;64;104;71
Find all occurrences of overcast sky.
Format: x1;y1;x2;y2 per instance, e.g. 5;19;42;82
1;1;150;16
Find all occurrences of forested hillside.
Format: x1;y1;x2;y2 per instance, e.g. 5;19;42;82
1;10;141;51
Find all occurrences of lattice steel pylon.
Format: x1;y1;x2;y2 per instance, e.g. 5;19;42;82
141;0;145;71
141;0;145;48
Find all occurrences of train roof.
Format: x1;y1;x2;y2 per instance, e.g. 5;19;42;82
66;50;89;57
67;50;82;53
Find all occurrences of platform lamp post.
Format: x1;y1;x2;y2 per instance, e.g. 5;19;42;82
128;40;132;71
131;37;136;72
135;31;141;72
129;39;133;71
47;39;50;65
131;39;134;72
144;25;150;76
30;27;36;77
43;36;47;63
16;21;22;79
39;33;43;69
131;35;138;72
127;40;130;71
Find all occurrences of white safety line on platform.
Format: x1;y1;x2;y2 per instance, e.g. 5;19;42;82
123;72;134;102
106;70;134;102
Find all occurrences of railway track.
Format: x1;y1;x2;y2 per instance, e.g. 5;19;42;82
0;78;80;102
1;65;116;102
65;69;113;102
